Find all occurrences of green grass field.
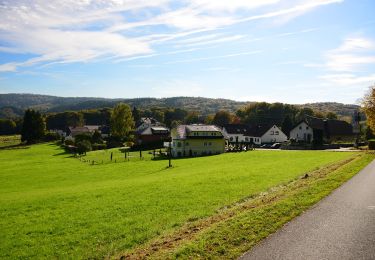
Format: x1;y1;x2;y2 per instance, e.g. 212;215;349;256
0;135;21;148
0;143;360;258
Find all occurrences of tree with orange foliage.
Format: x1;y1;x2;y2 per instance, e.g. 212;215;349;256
363;85;375;132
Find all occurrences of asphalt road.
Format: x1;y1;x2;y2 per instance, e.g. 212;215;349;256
240;159;375;260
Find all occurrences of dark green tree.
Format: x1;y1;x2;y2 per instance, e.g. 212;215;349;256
281;115;293;137
91;130;103;144
21;109;46;143
76;140;92;155
132;107;141;123
0;119;17;135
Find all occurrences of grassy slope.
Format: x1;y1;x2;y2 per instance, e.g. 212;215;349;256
0;144;358;258
150;153;375;259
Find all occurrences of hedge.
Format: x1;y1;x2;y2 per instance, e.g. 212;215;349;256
369;139;375;150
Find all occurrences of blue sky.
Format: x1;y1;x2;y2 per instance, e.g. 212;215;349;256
0;0;374;104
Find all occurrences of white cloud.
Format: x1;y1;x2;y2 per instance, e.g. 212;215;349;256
325;54;375;71
324;37;375;71
313;37;375;89
319;73;375;86
188;0;280;13
0;0;344;72
0;63;18;72
334;37;374;52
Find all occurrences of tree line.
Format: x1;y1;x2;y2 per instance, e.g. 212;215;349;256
2;98;375;144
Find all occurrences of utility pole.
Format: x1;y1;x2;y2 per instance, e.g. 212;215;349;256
168;141;172;168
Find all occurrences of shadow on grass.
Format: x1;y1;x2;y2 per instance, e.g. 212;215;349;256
0;143;30;150
53;151;72;157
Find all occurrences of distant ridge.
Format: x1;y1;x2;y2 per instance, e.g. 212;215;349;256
0;93;359;119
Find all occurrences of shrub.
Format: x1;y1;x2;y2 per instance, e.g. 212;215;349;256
75;133;92;144
369;139;375;150
125;141;134;147
76;140;92;155
44;132;60;141
64;139;74;146
91;130;103;144
106;136;123;148
92;143;107;150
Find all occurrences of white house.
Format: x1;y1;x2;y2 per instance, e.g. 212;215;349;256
290;121;314;142
222;124;261;145
259;125;288;143
224;124;287;144
290;116;354;143
171;124;225;157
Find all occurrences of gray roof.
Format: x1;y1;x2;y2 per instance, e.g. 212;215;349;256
175;124;223;139
138;126;169;135
185;125;220;132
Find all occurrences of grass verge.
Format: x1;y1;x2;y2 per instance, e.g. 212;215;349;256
121;152;375;259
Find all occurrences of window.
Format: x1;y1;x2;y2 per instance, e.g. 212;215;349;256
270;131;274;135
230;137;233;141
306;126;309;130
245;137;249;141
299;126;302;130
275;131;279;135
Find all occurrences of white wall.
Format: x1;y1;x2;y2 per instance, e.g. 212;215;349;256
261;125;288;143
290;122;314;142
226;134;261;145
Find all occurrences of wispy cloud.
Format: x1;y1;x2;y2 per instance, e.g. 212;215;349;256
309;36;375;72
319;73;375;86
165;50;263;64
312;36;375;88
0;0;343;72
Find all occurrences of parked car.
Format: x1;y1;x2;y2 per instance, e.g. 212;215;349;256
260;144;272;148
270;143;281;149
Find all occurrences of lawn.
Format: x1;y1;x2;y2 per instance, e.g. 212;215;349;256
0;143;360;258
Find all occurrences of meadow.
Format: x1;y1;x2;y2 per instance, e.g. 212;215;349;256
0;143;360;258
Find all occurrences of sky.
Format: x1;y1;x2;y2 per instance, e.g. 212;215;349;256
0;0;374;104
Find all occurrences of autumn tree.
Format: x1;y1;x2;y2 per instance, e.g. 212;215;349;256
110;103;135;139
363;85;375;132
326;112;338;120
213;110;232;126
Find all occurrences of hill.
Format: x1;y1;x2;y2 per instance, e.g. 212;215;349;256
0;93;360;119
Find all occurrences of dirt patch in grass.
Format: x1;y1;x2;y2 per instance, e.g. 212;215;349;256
117;153;370;259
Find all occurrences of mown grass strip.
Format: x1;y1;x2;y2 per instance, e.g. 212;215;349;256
120;153;374;259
